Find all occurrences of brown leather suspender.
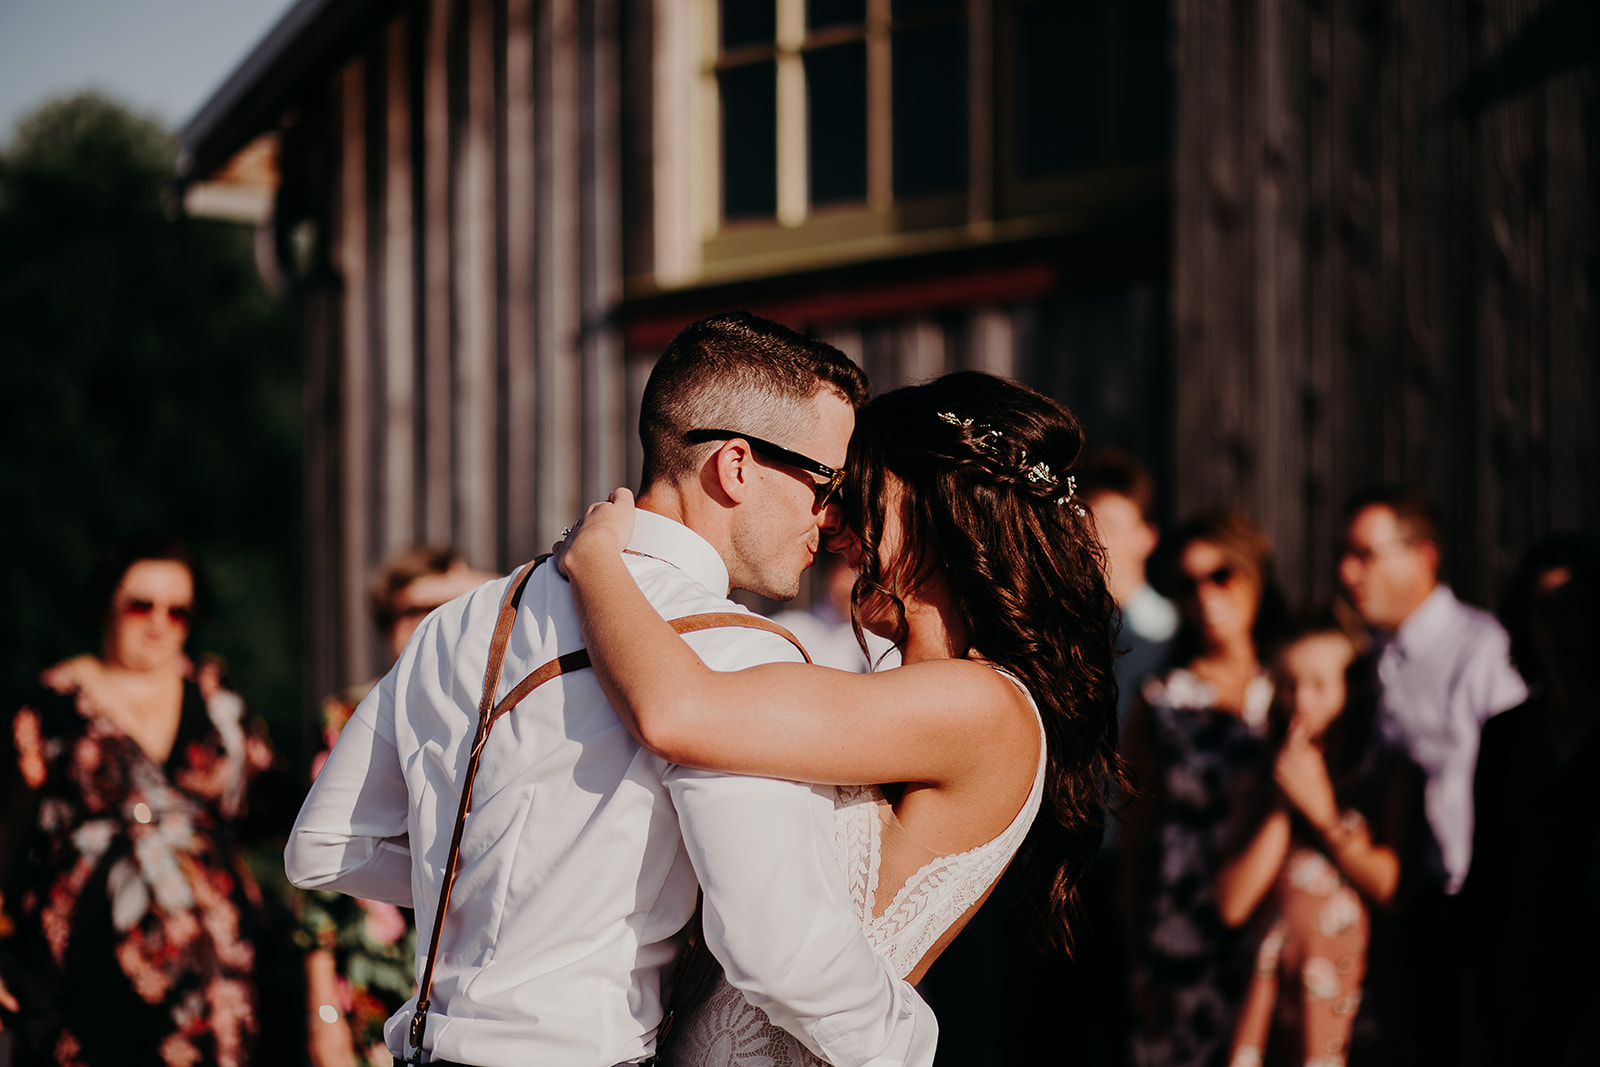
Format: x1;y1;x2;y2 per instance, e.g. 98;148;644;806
406;557;811;1063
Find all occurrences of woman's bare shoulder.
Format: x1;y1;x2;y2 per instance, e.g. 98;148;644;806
870;658;1040;755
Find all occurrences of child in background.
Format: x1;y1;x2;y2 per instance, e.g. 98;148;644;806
1216;609;1421;1067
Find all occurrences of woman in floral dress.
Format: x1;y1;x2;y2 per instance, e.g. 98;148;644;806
1122;512;1282;1067
0;541;274;1066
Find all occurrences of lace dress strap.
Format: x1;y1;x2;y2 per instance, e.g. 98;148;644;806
851;668;1048;978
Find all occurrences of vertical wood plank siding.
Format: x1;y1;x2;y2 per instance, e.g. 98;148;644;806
536;0;585;552
1172;0;1598;608
421;0;453;549
456;0;498;571
504;0;538;561
336;59;372;681
301;0;627;687
384;16;417;557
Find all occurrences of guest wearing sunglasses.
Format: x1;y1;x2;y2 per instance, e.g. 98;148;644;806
1121;511;1286;1067
0;537;276;1065
302;547;493;1067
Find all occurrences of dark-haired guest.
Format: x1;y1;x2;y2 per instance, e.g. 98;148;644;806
1123;511;1284;1067
1462;535;1600;1066
1337;489;1525;895
1079;447;1178;729
0;538;276;1065
1217;608;1423;1067
1337;492;1526;1062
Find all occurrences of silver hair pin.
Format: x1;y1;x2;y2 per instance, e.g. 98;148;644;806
938;411;1003;455
972;428;1003;455
1056;475;1087;516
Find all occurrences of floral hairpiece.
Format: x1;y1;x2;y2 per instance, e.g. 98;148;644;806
1057;475;1086;516
937;410;1003;453
936;411;1086;515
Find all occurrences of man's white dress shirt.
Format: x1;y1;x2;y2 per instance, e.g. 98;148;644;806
286;510;936;1067
1373;583;1527;893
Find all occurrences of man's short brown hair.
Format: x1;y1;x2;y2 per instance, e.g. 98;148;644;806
1345;486;1441;548
638;311;870;490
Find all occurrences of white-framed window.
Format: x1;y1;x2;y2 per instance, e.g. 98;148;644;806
649;0;1170;288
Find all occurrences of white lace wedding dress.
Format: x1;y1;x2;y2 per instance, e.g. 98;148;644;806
666;676;1047;1066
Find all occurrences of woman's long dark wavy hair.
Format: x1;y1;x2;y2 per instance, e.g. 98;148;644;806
840;371;1123;953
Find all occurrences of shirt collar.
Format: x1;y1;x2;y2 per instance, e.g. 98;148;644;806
1392;583;1456;657
1122;583;1178;642
628;508;730;595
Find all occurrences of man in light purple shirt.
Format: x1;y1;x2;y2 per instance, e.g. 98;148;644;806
1338;489;1527;895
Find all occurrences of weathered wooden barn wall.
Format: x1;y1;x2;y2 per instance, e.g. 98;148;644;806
286;0;627;695
1172;0;1598;607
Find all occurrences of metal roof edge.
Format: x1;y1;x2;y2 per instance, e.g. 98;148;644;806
177;0;395;182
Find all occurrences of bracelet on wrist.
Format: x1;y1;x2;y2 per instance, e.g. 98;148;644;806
314;1004;343;1025
1322;809;1366;849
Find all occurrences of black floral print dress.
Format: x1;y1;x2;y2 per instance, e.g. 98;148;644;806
0;672;274;1066
1131;667;1273;1067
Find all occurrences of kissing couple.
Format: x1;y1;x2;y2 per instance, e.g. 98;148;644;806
288;310;1122;1067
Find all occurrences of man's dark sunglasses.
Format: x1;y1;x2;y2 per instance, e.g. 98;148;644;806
685;428;845;509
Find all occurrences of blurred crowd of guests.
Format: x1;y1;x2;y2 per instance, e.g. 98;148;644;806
1071;452;1599;1067
0;455;1593;1067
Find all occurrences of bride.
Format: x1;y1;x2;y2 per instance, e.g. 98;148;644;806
557;371;1122;1064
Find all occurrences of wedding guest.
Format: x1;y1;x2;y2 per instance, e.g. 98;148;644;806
0;537;276;1065
1078;446;1178;727
1337;490;1524;1060
1337;488;1525;895
1123;510;1283;1067
301;547;492;1067
1462;534;1600;1065
1218;608;1423;1067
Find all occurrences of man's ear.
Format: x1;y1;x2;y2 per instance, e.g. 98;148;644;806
1415;538;1440;579
711;440;754;504
1137;520;1160;562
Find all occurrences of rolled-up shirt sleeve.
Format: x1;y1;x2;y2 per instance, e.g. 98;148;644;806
1460;627;1527;727
665;766;937;1067
285;672;414;906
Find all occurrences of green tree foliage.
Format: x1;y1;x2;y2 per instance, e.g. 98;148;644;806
0;93;303;758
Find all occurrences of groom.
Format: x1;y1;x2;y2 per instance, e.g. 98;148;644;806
286;312;936;1067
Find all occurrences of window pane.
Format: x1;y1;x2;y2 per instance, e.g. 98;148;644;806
1014;1;1106;175
721;62;778;219
722;1;775;49
892;21;967;197
1118;0;1173;160
808;0;865;31
807;42;869;204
